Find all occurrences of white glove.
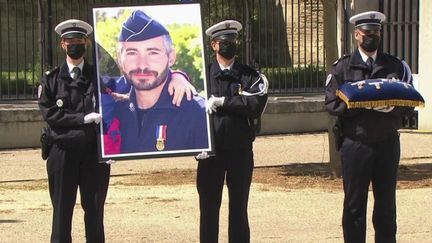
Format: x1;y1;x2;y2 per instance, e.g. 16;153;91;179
84;112;102;124
373;106;395;112
105;159;116;164
98;159;116;164
205;96;225;114
195;151;210;160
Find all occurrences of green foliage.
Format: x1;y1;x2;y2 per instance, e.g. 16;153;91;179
168;23;204;91
94;10;131;77
94;11;204;91
0;68;41;97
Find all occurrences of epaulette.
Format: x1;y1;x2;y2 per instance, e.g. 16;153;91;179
383;52;403;61
333;54;351;66
382;53;408;70
44;66;59;77
242;64;259;75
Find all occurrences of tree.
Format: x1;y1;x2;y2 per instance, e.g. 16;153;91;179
94;10;204;92
168;23;204;91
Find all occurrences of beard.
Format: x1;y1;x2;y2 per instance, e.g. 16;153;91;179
126;65;169;91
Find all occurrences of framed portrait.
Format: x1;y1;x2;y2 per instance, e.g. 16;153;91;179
92;2;213;160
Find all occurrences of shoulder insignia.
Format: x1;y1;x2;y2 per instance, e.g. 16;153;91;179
325;74;332;86
44;66;59;77
242;64;258;74
37;84;43;99
382;53;407;72
382;53;405;64
332;54;350;66
384;52;399;58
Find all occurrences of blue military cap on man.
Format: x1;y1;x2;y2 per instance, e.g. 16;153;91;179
349;11;386;30
119;10;169;42
54;19;93;38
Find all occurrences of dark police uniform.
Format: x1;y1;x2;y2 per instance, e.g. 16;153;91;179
113;74;208;153
197;60;268;243
325;48;413;243
39;61;110;243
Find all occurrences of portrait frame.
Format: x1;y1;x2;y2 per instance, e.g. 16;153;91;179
92;2;213;161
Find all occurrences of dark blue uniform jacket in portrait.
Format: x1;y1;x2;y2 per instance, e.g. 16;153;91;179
38;61;98;147
101;76;132;132
209;60;268;150
113;76;208;153
325;49;414;143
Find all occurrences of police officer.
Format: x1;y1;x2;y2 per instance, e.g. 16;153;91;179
112;10;208;153
325;11;414;243
38;19;110;243
196;20;268;243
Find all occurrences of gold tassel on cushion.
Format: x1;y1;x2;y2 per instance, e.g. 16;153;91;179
336;90;425;109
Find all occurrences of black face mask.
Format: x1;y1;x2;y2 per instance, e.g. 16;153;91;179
66;44;86;60
360;34;380;52
218;41;237;60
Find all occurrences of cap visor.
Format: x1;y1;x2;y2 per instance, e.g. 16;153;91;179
62;32;87;39
214;33;238;41
357;24;381;31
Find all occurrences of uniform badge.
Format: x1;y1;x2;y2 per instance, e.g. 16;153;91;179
155;125;167;151
325;74;332;86
37;85;43;99
56;99;63;107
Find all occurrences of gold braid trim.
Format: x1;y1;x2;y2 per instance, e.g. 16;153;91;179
336;90;350;105
336;90;425;109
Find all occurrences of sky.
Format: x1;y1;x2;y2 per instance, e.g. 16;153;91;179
93;3;202;26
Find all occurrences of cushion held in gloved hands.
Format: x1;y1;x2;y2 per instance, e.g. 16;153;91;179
336;78;425;109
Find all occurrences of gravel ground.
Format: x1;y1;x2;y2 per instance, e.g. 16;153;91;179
0;132;431;242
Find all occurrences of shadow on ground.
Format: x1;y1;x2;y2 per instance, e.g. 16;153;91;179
0;219;23;224
0;163;430;191
256;162;432;190
398;163;432;181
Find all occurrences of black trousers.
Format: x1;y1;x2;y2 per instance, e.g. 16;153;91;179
47;142;110;243
340;135;400;243
197;148;254;243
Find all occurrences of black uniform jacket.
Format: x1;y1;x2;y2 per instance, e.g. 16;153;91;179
325;49;413;142
38;61;98;147
209;60;268;149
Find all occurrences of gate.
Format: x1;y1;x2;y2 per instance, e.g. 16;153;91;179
0;0;326;100
380;0;419;73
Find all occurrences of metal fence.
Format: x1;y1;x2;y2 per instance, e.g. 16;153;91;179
1;0;327;99
203;0;326;94
0;0;40;99
380;0;419;73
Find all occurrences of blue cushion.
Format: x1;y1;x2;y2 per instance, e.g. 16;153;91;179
336;79;425;109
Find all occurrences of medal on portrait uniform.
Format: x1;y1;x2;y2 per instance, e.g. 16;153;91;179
155;125;167;151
